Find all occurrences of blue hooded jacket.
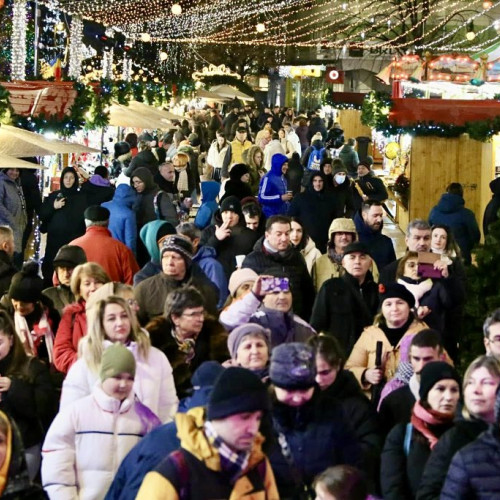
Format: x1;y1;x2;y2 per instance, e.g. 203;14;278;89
258;153;289;217
194;181;220;230
101;184;138;253
193;245;228;308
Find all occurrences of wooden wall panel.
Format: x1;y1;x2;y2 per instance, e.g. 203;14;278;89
337;110;372;141
409;136;487;224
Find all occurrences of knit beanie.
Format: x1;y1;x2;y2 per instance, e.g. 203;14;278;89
358;159;372;170
220;196;242;217
270;343;316;390
191;361;224;390
100;343;136;381
84;205;110;222
227;323;271;359
207;367;270;420
228;268;258;297
160;234;193;265
419;361;461;402
9;261;43;303
378;282;416;309
53;245;87;269
333;164;348;175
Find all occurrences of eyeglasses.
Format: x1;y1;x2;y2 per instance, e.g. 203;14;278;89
182;310;205;319
488;337;500;345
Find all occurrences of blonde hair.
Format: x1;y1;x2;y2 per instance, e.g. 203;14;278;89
80;296;150;373
462;355;500;419
70;263;110;300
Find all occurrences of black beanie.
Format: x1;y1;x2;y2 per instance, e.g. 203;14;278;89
220;196;242;217
419;361;461;401
9;261;43;303
378;282;415;309
207;367;270;420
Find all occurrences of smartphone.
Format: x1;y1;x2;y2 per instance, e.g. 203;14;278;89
56;192;65;201
261;277;290;294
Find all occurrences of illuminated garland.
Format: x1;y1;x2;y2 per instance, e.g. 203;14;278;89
323;89;362;110
11;0;27;80
68;16;84;80
0;85;14;123
361;90;500;142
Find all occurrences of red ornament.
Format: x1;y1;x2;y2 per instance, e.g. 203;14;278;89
378;284;386;294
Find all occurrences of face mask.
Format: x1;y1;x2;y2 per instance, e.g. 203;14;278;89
334;174;346;184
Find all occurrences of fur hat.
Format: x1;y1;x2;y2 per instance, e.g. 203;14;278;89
206;367;270;420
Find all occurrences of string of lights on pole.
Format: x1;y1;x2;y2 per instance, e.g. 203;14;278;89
68;16;84;80
11;0;28;80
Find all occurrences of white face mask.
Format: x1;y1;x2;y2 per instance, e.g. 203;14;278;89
334;174;346;185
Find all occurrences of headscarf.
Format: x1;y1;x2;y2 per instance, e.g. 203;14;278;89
59;166;79;197
131;167;157;194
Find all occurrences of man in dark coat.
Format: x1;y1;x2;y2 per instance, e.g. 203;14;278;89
310;242;378;355
207;108;222;142
354;200;396;271
288;171;338;253
353;159;388;209
242;215;315;320
200;196;259;280
483;177;500;236
134;234;219;324
429;182;480;264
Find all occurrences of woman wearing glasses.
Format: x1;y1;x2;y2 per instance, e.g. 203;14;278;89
146;286;229;398
60;296;178;423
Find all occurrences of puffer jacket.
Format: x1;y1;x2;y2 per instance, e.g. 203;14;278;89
194;181;219;230
102;184;138;253
258;153;289;217
417;418;488;500
53;300;87;374
80;175;114;206
193;245;228;308
42;386;160;500
0;171;27;253
136;407;279;500
440;426;500;500
345;319;428;398
219;291;316;347
60;341;178;423
429;192;480;263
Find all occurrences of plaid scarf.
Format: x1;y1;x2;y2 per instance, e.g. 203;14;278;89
204;421;250;483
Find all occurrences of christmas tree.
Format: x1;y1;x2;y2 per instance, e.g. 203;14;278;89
461;215;500;368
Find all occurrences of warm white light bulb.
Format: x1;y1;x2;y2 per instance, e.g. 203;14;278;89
256;23;265;33
466;31;476;41
171;4;182;15
160;51;168;61
141;33;151;42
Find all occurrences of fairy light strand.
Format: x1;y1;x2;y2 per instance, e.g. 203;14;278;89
11;0;28;80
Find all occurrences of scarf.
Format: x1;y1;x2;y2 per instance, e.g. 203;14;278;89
411;400;454;449
0;412;11;496
204;420;250;483
14;308;54;363
175;166;189;193
171;328;196;364
398;277;433;308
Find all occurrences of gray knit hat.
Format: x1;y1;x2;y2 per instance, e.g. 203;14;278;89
270;343;316;390
160;234;193;265
227;323;271;359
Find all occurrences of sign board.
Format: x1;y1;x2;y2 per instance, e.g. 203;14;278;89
325;67;344;83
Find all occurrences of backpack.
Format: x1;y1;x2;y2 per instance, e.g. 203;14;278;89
307;147;325;171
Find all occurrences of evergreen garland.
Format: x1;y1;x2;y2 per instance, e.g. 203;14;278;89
322;88;362;110
0;85;13;124
361;91;392;129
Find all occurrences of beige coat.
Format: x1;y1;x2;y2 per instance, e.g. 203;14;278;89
345;319;428;398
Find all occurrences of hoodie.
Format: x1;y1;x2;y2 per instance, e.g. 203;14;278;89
102;184;138;253
429;192;480;264
193;245;228;308
483;177;500;236
220;163;253;203
258;153;289;217
194;181;220;230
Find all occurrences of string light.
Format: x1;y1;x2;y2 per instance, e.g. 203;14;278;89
68;16;84;80
11;0;27;80
101;48;114;79
122;53;132;81
171;3;182;15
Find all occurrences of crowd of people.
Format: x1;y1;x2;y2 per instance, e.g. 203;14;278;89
0;102;497;499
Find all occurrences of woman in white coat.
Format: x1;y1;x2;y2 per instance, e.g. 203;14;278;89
42;343;160;500
60;296;178;423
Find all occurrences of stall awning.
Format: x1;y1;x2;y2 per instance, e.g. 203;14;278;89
196;89;230;102
209;85;254;101
107;104;169;129
0;124;99;157
127;101;184;123
0;154;47;169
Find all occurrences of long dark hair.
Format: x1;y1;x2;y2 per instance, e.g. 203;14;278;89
0;310;29;378
290;216;309;251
